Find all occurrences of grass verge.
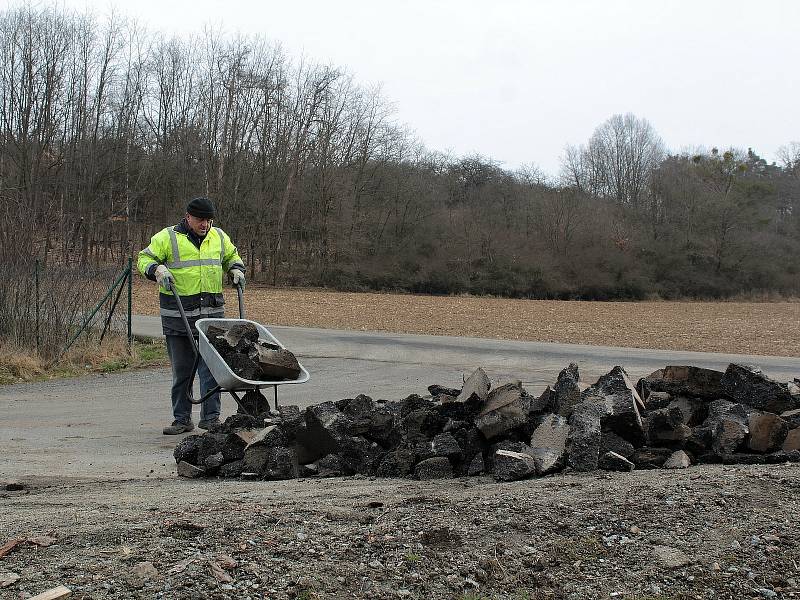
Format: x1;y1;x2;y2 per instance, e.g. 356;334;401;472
0;336;168;385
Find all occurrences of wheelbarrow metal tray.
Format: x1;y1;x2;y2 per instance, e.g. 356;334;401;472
196;318;310;390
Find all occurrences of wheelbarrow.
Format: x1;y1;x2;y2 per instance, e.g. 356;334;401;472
166;279;310;416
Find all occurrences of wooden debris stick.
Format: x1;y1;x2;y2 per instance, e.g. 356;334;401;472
0;538;23;558
29;586;72;600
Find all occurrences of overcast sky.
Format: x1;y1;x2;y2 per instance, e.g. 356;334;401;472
53;0;800;175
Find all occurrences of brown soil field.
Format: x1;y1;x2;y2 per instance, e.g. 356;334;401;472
132;281;800;357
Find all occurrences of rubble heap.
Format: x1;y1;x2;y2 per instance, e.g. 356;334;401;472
206;322;301;381
174;363;800;481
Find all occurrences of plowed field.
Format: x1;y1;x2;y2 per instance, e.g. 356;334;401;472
132;282;800;357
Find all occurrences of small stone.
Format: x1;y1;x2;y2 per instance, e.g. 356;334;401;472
663;450;691;469
176;461;206;478
653;545;691;568
0;572;21;588
132;561;159;580
756;589;777;599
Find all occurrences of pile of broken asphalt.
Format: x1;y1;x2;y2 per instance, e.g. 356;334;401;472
174;362;800;481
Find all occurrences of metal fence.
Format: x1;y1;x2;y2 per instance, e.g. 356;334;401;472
0;257;133;362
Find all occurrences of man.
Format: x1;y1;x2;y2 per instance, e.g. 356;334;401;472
138;197;246;434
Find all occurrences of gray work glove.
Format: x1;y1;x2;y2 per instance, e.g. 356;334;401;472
229;268;245;289
155;265;174;288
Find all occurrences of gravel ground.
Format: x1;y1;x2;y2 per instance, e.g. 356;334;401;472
2;464;800;599
3;286;798;599
132;283;800;357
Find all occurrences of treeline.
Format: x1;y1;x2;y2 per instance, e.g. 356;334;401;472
1;4;799;300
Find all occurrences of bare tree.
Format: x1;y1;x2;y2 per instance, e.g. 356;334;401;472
564;113;665;207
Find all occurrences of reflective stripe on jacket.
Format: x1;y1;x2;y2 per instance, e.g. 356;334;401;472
137;224;245;335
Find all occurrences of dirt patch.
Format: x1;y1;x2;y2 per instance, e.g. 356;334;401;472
2;465;799;599
133;282;800;357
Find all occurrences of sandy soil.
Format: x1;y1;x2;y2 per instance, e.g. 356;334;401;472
133;282;800;357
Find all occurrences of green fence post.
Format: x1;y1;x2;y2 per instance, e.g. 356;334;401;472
54;267;130;365
100;271;129;343
127;256;133;352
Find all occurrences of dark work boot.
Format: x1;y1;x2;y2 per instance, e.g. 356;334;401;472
163;420;194;435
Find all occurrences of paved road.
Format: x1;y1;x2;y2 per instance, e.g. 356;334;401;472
131;315;800;385
2;316;799;482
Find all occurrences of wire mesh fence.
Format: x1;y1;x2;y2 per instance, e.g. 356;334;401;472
0;257;132;362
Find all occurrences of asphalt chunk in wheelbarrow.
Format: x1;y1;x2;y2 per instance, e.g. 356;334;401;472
206;325;227;339
208;324;278;356
204;321;303;382
206;326;235;355
207;329;250;359
249;344;301;380
223;322;260;347
226;352;262;381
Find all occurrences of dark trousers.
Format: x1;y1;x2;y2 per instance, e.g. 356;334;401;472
165;335;221;424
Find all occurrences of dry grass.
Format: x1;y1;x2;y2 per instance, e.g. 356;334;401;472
132;280;800;357
0;335;168;384
0;345;46;382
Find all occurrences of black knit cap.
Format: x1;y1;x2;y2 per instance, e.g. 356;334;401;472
186;197;216;219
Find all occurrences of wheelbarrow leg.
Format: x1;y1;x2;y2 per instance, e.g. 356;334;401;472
228;390;257;418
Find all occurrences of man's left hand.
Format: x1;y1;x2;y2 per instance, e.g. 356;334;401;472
229;268;245;289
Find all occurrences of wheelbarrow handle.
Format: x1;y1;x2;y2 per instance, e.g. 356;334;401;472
236;282;245;319
166;278;198;357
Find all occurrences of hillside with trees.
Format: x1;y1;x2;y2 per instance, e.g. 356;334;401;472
2;4;799;300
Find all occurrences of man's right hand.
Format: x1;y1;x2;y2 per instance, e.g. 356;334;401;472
155;265;174;288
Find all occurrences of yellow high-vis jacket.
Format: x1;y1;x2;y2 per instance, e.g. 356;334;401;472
137;220;244;335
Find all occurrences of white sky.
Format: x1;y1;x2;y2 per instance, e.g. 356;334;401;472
48;0;800;175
